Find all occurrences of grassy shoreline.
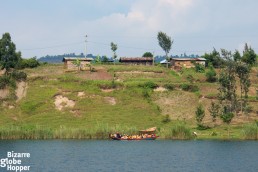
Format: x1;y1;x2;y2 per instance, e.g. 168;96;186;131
0;122;257;140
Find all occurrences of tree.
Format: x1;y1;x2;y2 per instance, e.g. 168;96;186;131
236;62;251;112
72;58;81;71
220;106;234;137
142;52;153;57
208;101;220;123
205;63;217;82
0;33;21;74
194;63;205;73
218;49;237;114
233;50;241;62
195;104;205;126
157;31;173;68
110;42;118;64
102;56;108;63
202;48;224;68
95;55;101;64
242;43;257;66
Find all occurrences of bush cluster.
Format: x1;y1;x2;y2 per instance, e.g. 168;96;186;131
180;83;199;92
16;57;40;69
0;75;16;89
195;63;205;73
11;70;27;81
138;81;158;89
164;83;175;90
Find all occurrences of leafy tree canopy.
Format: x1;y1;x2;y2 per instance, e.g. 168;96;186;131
202;48;224;68
242;43;257;66
110;42;118;59
142;52;153;57
0;33;21;73
157;31;172;56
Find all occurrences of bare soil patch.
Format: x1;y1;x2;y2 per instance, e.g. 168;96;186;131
0;89;9;99
15;81;28;102
76;67;113;80
154;87;167;92
116;71;161;74
70;110;81;117
77;91;85;97
54;95;75;110
101;89;115;93
104;97;116;105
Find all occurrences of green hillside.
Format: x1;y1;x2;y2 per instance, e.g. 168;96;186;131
0;64;257;139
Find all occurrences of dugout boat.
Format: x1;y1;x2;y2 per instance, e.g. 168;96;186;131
110;127;158;140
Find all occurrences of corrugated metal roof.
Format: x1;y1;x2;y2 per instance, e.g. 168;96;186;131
62;57;93;62
160;59;169;64
119;57;153;62
171;58;206;61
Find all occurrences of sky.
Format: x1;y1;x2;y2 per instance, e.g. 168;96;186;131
1;0;258;58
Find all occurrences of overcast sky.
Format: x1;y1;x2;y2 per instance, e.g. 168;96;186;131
1;0;258;58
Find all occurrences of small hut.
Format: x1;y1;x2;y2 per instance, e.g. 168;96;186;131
170;57;206;70
119;57;153;65
62;57;93;70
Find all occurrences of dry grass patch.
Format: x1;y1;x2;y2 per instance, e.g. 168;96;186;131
154;91;198;121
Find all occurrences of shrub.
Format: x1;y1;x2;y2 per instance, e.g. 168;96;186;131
11;70;27;81
142;89;150;99
180;84;199;92
180;83;190;91
186;74;194;83
16;57;40;69
206;68;217;82
195;63;205;73
139;81;158;89
162;115;171;123
196;124;210;130
0;75;16;89
195;104;205;125
164;83;175;90
242;123;258;140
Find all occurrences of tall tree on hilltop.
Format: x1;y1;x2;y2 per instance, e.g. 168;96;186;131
236;62;251;112
202;48;224;68
218;49;237;114
142;52;153;57
233;50;241;62
157;31;173;68
110;42;118;65
0;33;21;74
242;43;257;66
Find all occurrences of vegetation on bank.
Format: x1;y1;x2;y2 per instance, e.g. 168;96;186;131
0;32;257;140
0;63;257;140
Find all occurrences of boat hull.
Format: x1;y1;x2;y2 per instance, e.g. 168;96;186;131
111;137;157;140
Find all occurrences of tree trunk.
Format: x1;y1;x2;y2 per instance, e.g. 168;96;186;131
166;53;169;68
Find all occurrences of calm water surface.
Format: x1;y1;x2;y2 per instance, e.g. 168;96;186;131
0;140;257;172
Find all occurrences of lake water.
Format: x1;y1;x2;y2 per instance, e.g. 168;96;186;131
0;140;257;172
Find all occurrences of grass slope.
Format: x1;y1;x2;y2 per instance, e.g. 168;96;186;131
0;64;257;139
